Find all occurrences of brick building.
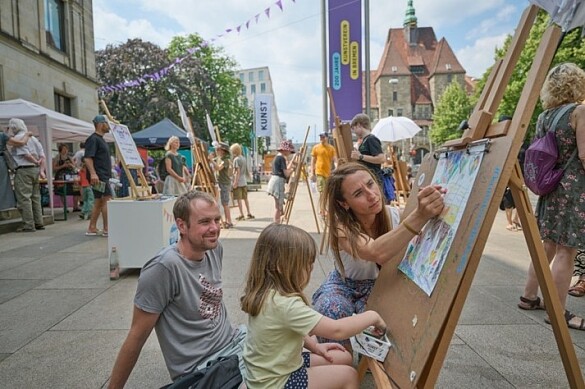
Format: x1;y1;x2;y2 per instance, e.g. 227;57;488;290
366;0;475;164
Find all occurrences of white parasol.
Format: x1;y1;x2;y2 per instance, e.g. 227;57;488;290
371;116;422;142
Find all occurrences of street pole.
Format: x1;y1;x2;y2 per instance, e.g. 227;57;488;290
365;0;371;118
321;0;328;133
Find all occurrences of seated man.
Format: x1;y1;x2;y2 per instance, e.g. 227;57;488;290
108;191;246;388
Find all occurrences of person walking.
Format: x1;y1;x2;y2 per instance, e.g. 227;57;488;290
230;143;254;221
8;118;46;232
310;132;337;217
215;142;233;228
518;63;585;331
266;140;296;224
85;115;112;237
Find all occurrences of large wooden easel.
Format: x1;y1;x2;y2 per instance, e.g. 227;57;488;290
100;101;152;199
361;6;584;388
281;126;321;233
387;146;410;204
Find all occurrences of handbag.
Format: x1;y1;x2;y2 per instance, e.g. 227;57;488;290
1;150;17;173
160;354;242;389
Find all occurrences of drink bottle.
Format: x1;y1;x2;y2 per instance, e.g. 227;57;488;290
109;246;120;280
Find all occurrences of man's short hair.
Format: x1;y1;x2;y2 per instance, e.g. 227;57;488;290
350;113;371;130
173;191;216;226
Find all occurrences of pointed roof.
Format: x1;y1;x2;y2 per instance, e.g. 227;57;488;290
132;118;192;149
428;38;466;76
404;0;417;27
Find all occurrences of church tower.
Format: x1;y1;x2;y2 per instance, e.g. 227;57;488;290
404;0;418;45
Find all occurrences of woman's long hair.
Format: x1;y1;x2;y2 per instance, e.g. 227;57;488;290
324;162;391;277
241;223;317;317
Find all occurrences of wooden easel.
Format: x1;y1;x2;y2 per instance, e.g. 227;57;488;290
99;101;152;199
191;139;218;198
319;89;353;254
362;5;584;388
387;146;410;205
281;126;321;233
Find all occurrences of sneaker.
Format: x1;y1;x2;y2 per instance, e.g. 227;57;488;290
17;227;35;232
35;225;45;230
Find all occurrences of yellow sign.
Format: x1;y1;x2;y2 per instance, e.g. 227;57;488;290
350;41;359;80
341;20;350;65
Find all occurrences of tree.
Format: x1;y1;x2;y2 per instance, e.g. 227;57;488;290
429;82;473;145
473;11;585;140
167;34;253;147
96;36;253;147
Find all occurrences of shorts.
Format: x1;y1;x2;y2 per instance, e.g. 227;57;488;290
284;352;311;389
316;175;327;193
233;186;248;200
219;182;231;205
92;180;112;199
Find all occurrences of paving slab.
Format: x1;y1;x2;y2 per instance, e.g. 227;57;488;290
0;279;44;304
0;256;38;273
36;257;112;290
0;252;100;280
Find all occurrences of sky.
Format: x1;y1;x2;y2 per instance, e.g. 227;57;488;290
93;0;531;144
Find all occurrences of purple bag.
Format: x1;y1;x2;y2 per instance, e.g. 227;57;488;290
523;103;577;196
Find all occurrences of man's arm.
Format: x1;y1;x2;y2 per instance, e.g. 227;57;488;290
7;132;30;147
85;157;100;185
108;306;160;389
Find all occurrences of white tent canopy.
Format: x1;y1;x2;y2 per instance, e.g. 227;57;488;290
0;98;97;218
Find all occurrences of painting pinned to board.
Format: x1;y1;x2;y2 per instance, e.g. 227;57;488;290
398;143;487;296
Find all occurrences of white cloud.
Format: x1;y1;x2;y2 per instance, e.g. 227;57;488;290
455;33;509;78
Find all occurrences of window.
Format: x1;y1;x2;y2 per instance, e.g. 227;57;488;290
260;83;266;93
391;66;397;72
447;74;453;83
251;84;256;94
392;91;397;102
54;92;71;115
248;72;254;82
410;65;424;74
45;0;66;51
445;64;452;70
241;85;246;95
258;70;265;81
388;109;394;117
239;73;244;82
397;108;403;117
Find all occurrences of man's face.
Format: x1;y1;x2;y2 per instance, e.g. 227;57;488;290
178;199;222;254
351;124;364;137
320;135;327;144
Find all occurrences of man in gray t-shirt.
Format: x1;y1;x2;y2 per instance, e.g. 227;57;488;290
108;191;246;388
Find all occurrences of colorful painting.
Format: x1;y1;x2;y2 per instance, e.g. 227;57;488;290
398;144;486;295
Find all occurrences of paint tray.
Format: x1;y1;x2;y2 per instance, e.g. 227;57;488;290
350;331;392;362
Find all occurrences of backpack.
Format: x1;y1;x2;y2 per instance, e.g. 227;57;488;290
523;103;578;196
157;157;169;181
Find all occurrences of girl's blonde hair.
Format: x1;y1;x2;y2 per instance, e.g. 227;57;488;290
241;223;316;317
540;63;585;110
324;162;391;277
230;143;242;157
164;136;180;151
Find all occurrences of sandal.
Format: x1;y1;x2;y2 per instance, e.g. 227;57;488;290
235;215;245;221
518;296;545;310
544;310;585;331
506;225;517;231
514;222;522;231
246;214;255;219
569;279;585;297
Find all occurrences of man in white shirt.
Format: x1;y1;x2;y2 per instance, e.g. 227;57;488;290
8;118;46;232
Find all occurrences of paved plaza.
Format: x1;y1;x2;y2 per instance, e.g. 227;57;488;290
0;184;584;388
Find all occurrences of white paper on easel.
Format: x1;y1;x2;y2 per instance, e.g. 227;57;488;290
109;122;144;167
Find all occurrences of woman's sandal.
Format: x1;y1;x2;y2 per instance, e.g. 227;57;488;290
568;279;585;297
518;296;545;310
544;310;585;331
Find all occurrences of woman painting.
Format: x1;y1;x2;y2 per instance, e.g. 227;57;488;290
312;162;445;345
266;140;296;223
162;136;188;196
518;63;585;330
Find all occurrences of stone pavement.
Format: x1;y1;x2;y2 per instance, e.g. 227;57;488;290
0;183;584;388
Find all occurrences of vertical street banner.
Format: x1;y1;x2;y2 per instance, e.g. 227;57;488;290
328;0;362;127
254;94;273;137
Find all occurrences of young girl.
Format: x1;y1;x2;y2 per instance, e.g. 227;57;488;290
241;223;386;389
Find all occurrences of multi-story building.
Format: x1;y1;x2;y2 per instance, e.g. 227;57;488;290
366;0;475;164
0;0;98;120
237;66;284;151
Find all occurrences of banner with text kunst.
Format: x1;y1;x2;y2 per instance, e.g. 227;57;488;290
254;94;272;137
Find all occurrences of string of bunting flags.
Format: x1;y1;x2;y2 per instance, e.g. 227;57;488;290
98;0;297;94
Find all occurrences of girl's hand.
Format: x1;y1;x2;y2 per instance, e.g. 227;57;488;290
313;342;348;363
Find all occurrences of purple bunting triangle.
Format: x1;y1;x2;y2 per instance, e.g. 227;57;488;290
275;0;283;11
265;7;271;18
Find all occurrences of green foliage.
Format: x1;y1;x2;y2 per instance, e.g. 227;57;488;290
167;34;253;147
96;36;253;148
473;11;585;140
429;82;473;146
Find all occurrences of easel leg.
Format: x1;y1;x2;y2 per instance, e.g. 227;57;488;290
510;163;584;389
302;166;321;234
357;356;393;388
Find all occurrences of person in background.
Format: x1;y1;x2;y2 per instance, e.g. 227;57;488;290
8;118;46;232
108;191;246;389
73;142;85;170
266;140;296;224
215;142;233;229
180;155;191;188
230;143;254;221
0;126;31;211
53;144;81;211
85;115;112;237
311;132;337;218
162;136;188;196
518;63;585;331
350;113;385;182
241;223;387;389
312;162;444;346
78;160;94;220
